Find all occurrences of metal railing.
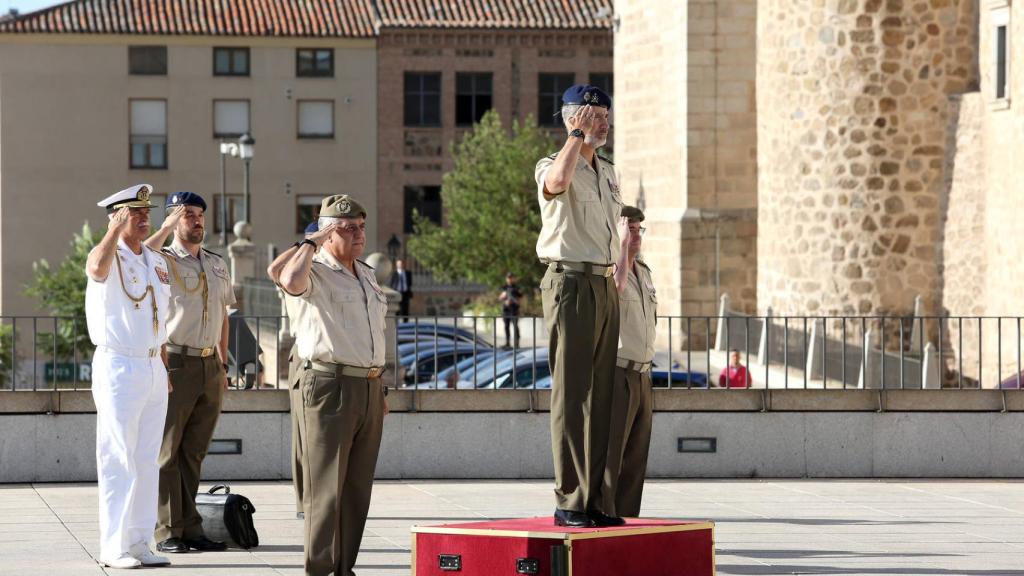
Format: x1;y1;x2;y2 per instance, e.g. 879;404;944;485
1;315;1020;394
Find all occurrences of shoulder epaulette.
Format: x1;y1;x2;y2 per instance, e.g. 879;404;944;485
547;152;559;160
201;247;225;258
356;259;375;271
598;154;614;166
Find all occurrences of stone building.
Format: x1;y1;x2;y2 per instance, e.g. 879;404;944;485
616;0;1023;386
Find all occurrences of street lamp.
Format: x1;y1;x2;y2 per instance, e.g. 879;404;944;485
218;139;240;246
238;133;255;224
387;233;402;261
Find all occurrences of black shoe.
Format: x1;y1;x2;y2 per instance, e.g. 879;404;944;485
589;511;626;527
183;535;227;552
156;538;189;554
554;509;596;528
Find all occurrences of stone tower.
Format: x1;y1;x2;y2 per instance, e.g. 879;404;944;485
757;0;977;317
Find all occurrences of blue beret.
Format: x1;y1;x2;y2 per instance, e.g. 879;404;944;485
561;84;612;110
166;192;207;211
304;221;318;234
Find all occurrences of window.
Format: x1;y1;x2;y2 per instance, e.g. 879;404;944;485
404;186;442;233
214;47;250;76
130;99;167;169
212;194;244;234
404;72;442;127
296;48;334;77
296;196;323;233
213;100;250;138
129;46;167;75
992;5;1010;103
297;100;334;139
538;73;574;126
456;72;493;126
589;73;613;97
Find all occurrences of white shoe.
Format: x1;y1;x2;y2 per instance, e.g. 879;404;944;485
128;542;171;567
99;553;142;569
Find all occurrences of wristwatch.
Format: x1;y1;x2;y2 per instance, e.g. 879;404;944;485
569;128;585;139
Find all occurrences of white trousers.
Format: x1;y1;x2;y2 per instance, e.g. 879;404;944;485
91;349;168;559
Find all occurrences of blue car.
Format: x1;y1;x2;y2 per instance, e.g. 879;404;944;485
399;342;487;386
429;349;516;389
534;369;708;389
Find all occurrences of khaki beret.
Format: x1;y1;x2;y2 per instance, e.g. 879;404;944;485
621;205;645;223
320;194;367;219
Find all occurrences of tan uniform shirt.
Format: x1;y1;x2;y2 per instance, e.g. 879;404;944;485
617;259;657;364
535;153;623;265
162;241;236;348
288;250;387;367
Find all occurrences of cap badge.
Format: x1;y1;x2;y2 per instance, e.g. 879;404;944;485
584;91;596;104
339;198;351;214
138;187;150;202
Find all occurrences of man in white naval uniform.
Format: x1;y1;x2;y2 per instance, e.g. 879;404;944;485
85;184;174;569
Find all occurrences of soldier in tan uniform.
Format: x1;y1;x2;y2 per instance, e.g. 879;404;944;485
604;206;656;518
536;84;623;528
277;195;389;576
267;220;320;519
144;192;235;553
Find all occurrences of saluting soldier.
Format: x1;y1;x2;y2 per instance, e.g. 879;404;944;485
85;184;173;569
144;192;235;553
536;84;624;528
277;195;389;576
604;206;656;518
266;220;319;519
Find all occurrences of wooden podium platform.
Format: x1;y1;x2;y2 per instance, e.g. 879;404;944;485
411;517;715;575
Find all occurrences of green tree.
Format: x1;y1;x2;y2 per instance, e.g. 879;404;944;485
25;222;103;358
408;110;554;292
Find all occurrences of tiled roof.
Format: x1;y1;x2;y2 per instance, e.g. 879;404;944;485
0;0;614;36
373;0;614;30
0;0;378;37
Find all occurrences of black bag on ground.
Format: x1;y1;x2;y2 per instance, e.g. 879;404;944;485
195;484;259;549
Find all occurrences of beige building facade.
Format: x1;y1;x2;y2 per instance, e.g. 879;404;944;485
0;33;377;315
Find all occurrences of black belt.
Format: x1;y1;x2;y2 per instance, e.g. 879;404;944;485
549;261;615;277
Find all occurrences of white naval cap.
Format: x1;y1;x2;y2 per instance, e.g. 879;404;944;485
98;184;157;213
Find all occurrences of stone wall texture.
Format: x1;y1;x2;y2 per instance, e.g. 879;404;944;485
614;0;1021;386
615;0;758;348
757;0;978;319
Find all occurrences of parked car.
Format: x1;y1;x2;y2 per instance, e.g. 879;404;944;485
397;322;490;347
652;370;708;388
475;348;550;389
399;343;488;386
419;349;517;389
396;338;484;358
533;369;708;389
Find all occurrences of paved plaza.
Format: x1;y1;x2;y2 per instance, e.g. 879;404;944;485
2;479;1024;575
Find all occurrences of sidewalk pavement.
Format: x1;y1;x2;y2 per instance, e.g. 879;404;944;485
2;479;1023;575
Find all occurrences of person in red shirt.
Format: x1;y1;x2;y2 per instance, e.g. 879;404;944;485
719;349;753;388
